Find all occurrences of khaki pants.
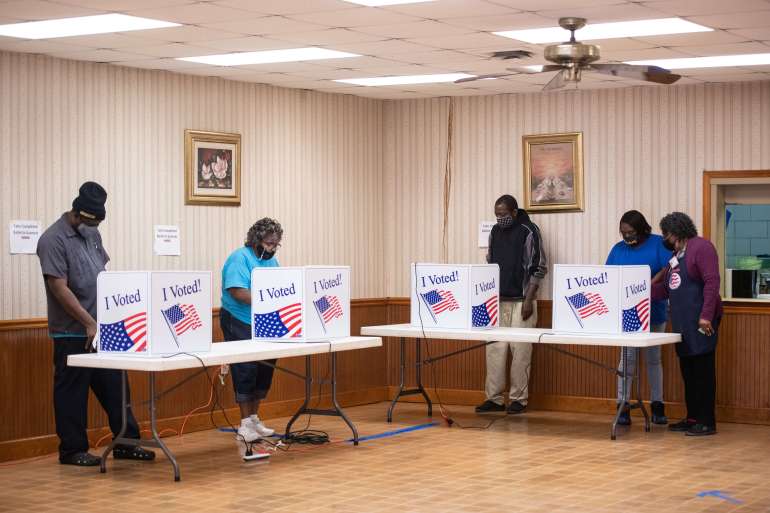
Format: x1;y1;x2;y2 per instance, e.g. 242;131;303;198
485;300;538;406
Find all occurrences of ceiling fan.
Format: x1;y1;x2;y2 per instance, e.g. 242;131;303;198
457;17;681;91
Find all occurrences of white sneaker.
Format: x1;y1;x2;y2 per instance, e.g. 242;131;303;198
237;419;260;443
249;415;275;437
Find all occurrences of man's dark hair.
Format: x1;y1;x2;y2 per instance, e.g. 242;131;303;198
659;212;698;240
495;194;518;212
620;210;652;237
245;218;283;248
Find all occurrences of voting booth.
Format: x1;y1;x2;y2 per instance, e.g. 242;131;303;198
251;266;350;342
410;263;499;330
97;271;212;355
552;264;651;334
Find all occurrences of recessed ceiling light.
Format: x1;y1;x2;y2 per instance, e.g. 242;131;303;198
341;0;436;5
178;48;360;66
494;18;711;44
627;53;770;70
0;14;179;39
335;73;474;86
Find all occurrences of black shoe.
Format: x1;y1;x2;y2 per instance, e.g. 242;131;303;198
475;400;505;413
113;445;156;461
651;401;668;425
669;418;696;432
616;403;631;426
506;401;527;414
685;423;717;436
60;451;101;466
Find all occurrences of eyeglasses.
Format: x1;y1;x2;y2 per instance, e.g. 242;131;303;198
261;240;281;250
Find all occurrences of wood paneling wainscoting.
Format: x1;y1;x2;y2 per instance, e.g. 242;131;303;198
0;300;389;462
2;298;769;461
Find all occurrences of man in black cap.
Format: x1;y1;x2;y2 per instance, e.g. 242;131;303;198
37;182;155;466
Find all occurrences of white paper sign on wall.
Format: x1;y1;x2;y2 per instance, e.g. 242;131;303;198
153;225;181;256
9;220;40;254
478;221;495;248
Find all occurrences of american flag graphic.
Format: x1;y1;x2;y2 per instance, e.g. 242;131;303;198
162;303;202;337
99;312;147;352
314;295;343;325
254;303;302;338
421;289;459;316
566;292;609;319
472;295;498;327
622;298;650;332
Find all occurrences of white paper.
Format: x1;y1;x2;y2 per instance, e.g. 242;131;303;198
9;220;40;254
478;221;495;248
153;225;181;256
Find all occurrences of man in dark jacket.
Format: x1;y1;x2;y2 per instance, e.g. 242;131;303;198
476;195;547;415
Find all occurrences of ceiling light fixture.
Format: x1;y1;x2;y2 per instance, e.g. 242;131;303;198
0;14;179;39
494;18;711;44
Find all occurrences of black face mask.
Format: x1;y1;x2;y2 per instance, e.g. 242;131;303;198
257;246;275;260
662;238;676;251
623;235;638;245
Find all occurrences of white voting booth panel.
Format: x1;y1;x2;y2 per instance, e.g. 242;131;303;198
97;271;212;355
552;264;651;334
251;266;350;342
410;263;499;330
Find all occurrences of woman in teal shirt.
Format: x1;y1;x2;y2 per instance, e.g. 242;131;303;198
221;218;282;443
606;210;670;426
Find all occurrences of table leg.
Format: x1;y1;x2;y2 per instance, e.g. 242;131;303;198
149;372;180;481
634;348;651;432
610;347;628;440
387;337;433;422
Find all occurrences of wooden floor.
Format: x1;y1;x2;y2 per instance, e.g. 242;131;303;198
2;402;769;513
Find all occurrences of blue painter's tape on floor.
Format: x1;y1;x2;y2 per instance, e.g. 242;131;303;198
346;422;439;443
696;491;743;505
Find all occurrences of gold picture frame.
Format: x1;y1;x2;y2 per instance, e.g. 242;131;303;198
522;132;584;213
184;129;241;206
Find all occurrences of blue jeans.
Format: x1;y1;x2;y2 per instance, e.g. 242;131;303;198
617;323;665;403
220;308;276;403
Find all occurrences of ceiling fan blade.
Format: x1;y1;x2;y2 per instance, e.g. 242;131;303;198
507;64;564;74
491;50;534;60
454;73;518;83
590;63;681;84
543;69;567;91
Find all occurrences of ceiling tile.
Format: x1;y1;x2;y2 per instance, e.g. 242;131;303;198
56;0;196;10
201;16;327;36
345;63;449;75
674;41;770;57
213;0;357;16
0;37;90;53
287;8;421;28
407;32;512;50
43;32;165;49
727;27;770;41
392;49;482;65
686;10;770;30
128;4;257;25
633;30;748;47
0;0;102;21
132;43;221;58
535;3;673;24
601;46;694;60
224;71;303;83
127;25;246;42
688;71;768;81
269;28;386;45
330;39;437;56
47;48;155;62
486;0;627;10
290;67;379;79
237;60;346;73
443;12;555;32
323;55;403;68
353;20;471;38
199;36;296;52
640;0;770;16
382;0;518;19
116;57;211;70
588;38;658;52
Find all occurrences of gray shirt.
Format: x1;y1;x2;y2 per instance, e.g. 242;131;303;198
37;213;109;336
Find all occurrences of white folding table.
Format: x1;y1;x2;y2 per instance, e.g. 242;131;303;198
361;324;680;439
68;336;382;481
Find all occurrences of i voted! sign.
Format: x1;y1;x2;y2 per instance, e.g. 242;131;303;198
97;271;212;355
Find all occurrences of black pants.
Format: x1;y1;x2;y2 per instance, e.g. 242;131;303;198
678;351;716;427
53;337;140;458
220;309;276;404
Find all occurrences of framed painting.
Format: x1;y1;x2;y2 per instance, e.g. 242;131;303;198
522;132;584;213
184;129;241;206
